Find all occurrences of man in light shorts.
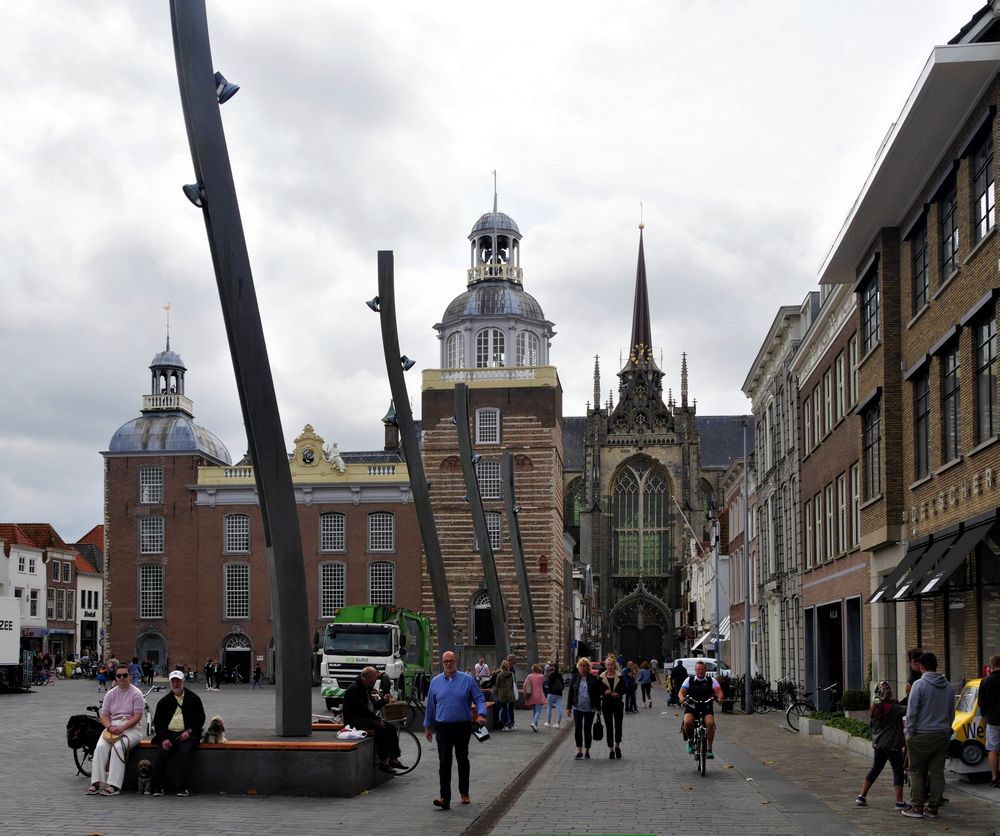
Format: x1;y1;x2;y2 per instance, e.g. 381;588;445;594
979;654;1000;788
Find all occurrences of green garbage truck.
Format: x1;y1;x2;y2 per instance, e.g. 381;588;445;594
320;605;433;712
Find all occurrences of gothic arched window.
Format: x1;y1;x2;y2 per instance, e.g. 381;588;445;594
446;333;465;369
476;328;505;368
611;460;670;576
516;331;539;367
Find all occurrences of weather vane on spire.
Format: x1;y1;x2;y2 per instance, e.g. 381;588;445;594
492;169;498;213
639;200;644;230
164;303;172;351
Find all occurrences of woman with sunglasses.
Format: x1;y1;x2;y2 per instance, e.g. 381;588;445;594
86;664;144;796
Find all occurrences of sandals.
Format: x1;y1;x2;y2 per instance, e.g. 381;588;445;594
85;784;100;795
100;786;120;796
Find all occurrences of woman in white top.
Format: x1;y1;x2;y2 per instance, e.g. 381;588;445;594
86;663;144;796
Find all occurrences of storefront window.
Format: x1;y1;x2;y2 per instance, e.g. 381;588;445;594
947;589;967;687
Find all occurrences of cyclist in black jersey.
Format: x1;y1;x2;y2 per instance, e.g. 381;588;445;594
678;660;724;759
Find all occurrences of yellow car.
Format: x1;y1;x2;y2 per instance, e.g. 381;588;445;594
948;678;988;768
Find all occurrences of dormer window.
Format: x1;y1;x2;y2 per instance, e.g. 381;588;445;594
446;333;465;369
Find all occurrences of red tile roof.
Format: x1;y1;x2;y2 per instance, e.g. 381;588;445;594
18;523;72;551
75;552;100;575
76;525;104;549
0;524;37;557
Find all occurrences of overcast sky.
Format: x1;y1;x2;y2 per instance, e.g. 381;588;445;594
0;2;979;540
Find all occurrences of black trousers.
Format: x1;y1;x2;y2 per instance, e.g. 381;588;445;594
602;699;624;746
152;734;198;792
573;709;595;748
362;721;400;762
435;722;473;801
641;683;652;702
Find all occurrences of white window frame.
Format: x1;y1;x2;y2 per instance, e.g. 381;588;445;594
66;590;75;621
224;514;251;554
812;386;822;447
17;556;25;573
446;332;466;369
224;562;251;619
139;516;164;555
52;560;60;581
475;511;502;551
475;458;502;499
368;512;395;552
823;371;833;434
835;353;846;422
850;463;861;547
515;331;539;366
849;336;859;406
62;561;71;583
803;396;812;454
824;484;835;560
475;408;500;445
30;589;40;618
138;466;164;504
368;561;395;605
814;494;823;563
139;564;164;619
804;500;813;569
475;328;505;368
28;558;35;575
319;512;346;552
46;588;54;619
837;473;847;555
319;562;346;617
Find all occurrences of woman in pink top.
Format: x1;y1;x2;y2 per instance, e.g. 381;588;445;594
524;664;547;732
86;663;144;796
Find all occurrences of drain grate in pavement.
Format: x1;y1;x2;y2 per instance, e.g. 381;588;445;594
460;723;572;836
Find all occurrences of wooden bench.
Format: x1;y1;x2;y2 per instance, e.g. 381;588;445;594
122;736;389;797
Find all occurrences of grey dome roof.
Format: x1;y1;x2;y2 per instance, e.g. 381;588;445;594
109;414;231;463
150;349;185;369
443;282;546;322
470;212;520;236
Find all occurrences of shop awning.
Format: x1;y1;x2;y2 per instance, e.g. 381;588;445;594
899;513;996;598
690;616;731;650
891;528;963;600
867;536;932;603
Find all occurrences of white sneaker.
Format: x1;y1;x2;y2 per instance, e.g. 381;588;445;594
555;723;560;728
543;722;550;727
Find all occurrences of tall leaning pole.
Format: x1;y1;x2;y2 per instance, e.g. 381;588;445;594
170;0;312;735
375;252;454;657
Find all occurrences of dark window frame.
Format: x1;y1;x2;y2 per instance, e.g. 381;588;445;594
911;222;929;314
973;131;995;243
940;181;959;279
974;311;997;444
862;403;882;500
914;372;930;479
941;343;961;462
860;271;880;354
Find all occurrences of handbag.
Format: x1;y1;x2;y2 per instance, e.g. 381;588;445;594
524;677;533;697
592;716;604;741
102;728;123;745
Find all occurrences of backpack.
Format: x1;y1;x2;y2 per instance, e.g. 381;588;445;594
66;714;103;750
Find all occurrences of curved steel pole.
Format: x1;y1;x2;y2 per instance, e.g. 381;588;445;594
455;383;509;660
501;452;538;663
170;0;311;736
376;252;453;656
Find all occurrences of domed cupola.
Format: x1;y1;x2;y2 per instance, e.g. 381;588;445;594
107;337;231;464
435;188;555;371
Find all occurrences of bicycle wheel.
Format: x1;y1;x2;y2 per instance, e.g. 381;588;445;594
394;728;421;775
785;700;808;732
74;744;94;777
400;702;417;730
697;731;707;776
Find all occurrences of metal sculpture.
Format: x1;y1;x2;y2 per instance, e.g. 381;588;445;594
169;0;311;735
501;452;538;664
454;383;509;660
375;251;454;655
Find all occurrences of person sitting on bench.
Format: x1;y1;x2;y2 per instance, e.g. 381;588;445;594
344;666;405;773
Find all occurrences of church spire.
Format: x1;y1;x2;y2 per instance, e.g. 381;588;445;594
681;352;689;408
593;355;601;410
628;225;654;366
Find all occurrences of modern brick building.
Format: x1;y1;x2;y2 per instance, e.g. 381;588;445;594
818;6;1000;692
791;282;866;699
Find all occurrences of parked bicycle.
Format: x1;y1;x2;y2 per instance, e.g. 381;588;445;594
399;673;428;730
684;697;714;776
785;682;840;732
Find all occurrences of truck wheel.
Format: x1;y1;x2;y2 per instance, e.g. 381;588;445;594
959;739;986;767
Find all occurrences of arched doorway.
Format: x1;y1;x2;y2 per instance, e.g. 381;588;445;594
609;580;671;665
136;631;167;677
471;589;495;646
223;633;252;683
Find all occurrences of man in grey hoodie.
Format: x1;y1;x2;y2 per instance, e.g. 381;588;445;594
901;652;955;820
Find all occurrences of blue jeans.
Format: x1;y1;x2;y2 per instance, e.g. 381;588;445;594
546;694;563;725
499;701;514;727
531;703;542;726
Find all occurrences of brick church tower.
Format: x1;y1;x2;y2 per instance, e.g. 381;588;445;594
420;196;567;665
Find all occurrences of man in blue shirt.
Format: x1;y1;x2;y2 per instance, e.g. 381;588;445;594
423;650;488;810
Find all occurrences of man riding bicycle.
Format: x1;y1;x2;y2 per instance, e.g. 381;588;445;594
678;660;724;759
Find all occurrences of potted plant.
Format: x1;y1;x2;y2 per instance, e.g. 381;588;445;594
840;688;870;722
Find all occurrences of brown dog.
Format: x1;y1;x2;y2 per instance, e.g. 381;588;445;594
136;758;153;795
201;715;227;744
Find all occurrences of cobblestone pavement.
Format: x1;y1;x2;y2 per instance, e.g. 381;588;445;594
4;680;998;835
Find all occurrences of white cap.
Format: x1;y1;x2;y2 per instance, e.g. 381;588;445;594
169;670;185;681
